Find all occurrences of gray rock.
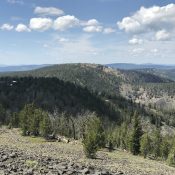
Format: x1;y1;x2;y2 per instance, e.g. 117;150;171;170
2;155;8;162
9;152;17;158
26;168;33;175
80;168;90;174
0;147;115;175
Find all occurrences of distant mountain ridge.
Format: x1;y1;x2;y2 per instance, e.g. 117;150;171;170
1;63;175;73
106;63;175;70
0;65;50;72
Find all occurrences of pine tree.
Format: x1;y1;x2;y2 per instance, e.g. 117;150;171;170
30;109;42;136
82;115;105;158
0;104;6;125
152;129;162;159
120;122;129;150
39;112;52;138
10;112;19;128
140;133;151;158
167;143;175;167
130;112;143;155
161;137;171;160
19;104;35;136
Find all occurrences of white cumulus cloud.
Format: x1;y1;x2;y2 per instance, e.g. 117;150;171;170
34;6;64;17
129;37;143;45
29;18;53;31
16;24;30;32
84;19;100;26
53;15;79;31
155;30;171;41
117;3;175;40
1;24;14;31
83;26;103;33
83;19;103;33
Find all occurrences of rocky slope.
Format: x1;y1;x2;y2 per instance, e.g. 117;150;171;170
0;147;115;175
0;128;175;175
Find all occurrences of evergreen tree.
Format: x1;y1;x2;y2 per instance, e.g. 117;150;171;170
0;104;6;125
120;122;130;150
39;112;52;138
140;133;151;158
161;137;171;160
10;112;19;128
130;112;143;155
152;129;162;159
108;139;114;152
82;115;105;158
19;104;52;137
167;143;175;167
19;104;35;136
30;109;42;136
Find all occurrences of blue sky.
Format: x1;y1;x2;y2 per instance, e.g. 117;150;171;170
0;0;175;65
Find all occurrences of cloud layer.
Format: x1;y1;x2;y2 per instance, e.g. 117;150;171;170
1;24;14;31
34;6;64;17
1;4;116;34
117;3;175;41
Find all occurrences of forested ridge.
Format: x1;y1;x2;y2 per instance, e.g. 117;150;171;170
0;76;122;124
0;63;172;96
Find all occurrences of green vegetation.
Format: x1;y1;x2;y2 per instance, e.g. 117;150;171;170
167;144;175;167
129;113;143;155
0;63;175;167
82;114;105;158
19;104;52;137
0;76;122;124
140;133;151;158
139;68;175;81
25;160;38;168
0;64;171;96
0;64;122;96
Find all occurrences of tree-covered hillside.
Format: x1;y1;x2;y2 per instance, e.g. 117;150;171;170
1;63;175;127
0;64;172;96
138;68;175;81
0;76;122;124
